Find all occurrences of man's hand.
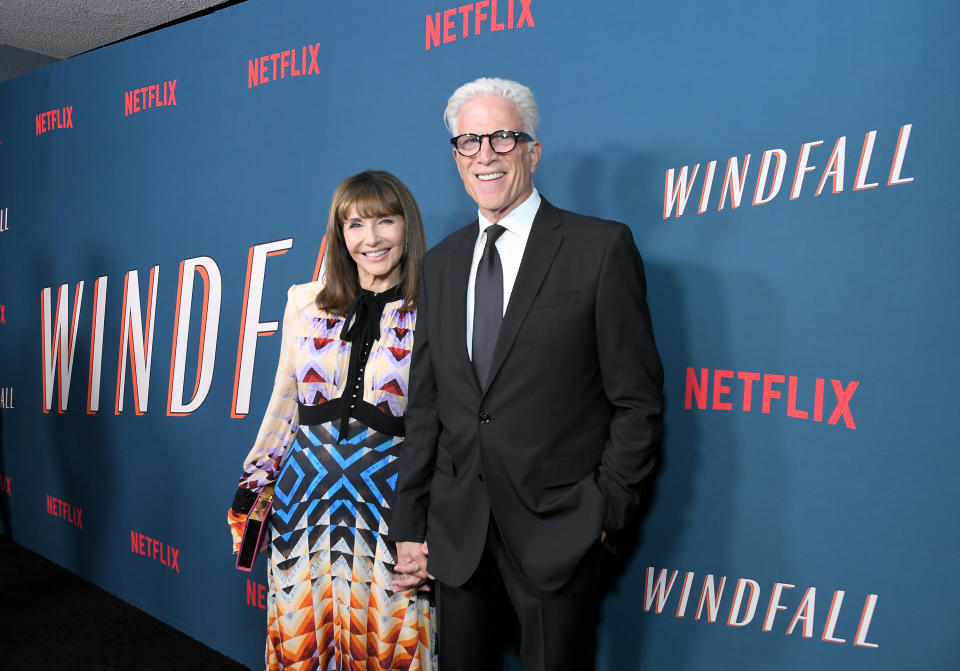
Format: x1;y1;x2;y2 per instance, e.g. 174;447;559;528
392;541;433;592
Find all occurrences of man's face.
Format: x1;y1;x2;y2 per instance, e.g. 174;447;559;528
453;95;541;223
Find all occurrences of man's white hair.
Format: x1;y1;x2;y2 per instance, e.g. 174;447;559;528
444;77;540;139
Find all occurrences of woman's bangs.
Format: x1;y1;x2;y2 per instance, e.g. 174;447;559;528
337;180;402;223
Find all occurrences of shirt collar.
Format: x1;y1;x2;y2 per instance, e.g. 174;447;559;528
477;188;541;239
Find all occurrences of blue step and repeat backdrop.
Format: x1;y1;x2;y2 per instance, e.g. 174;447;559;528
1;1;957;669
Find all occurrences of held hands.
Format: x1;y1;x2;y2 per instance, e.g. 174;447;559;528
390;533;604;592
392;541;433;593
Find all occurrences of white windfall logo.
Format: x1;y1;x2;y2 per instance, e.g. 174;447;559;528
644;567;879;648
38;237;309;417
663;124;913;219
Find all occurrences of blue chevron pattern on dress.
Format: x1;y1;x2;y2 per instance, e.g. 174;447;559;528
271;419;403;542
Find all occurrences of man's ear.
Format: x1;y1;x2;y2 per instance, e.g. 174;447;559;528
529;141;542;174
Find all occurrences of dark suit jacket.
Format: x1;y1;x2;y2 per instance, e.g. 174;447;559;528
390;198;664;592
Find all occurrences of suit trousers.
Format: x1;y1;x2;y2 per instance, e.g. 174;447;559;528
436;517;602;671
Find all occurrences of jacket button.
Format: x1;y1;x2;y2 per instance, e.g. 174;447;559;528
479;411;491;423
478;473;485;482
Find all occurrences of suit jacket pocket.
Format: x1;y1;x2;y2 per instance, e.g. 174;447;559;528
435;449;457;477
530;290;580;311
540;450;602;488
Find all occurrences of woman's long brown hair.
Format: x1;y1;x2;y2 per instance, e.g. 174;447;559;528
315;171;426;315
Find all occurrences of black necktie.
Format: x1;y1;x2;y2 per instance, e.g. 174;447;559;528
472;224;507;388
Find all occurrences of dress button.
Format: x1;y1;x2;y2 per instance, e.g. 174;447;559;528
479;411;490;423
478;473;485;482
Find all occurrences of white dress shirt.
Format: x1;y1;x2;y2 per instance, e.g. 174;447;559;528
466;189;542;360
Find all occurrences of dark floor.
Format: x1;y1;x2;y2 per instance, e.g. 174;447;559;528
0;533;251;670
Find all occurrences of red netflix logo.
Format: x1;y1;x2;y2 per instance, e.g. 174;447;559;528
35;107;74;135
124;80;177;116
246;579;267;610
426;0;535;51
0;474;11;495
130;530;180;572
684;367;858;429
1;304;6;324
46;494;83;528
248;43;320;89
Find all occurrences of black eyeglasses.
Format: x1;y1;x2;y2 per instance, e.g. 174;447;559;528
450;130;534;157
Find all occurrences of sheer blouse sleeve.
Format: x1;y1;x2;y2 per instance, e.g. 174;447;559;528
236;284;302;490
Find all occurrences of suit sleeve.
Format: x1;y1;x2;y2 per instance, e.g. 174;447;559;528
594;224;664;534
389;262;441;543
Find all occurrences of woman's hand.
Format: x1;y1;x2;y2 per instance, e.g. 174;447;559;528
392;541;433;592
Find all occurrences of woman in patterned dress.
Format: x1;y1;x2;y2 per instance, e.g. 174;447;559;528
229;170;434;670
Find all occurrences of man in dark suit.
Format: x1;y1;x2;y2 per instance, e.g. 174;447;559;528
390;77;664;670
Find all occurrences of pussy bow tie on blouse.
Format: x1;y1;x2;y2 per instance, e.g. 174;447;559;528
340;285;402;345
335;284;403;441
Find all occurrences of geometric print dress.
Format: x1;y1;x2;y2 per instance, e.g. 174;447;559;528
231;282;435;671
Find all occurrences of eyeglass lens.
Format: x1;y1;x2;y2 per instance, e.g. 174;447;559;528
457;131;519;155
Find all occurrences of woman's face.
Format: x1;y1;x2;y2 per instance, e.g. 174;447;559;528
342;205;406;292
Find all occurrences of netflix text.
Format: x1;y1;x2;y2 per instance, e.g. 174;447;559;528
684;367;858;430
46;494;83;528
35;107;74;135
426;0;535;50
248;43;320;89
124;80;178;116
130;530;180;572
246;579;268;609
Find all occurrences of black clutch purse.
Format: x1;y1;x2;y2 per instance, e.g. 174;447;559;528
233;485;274;571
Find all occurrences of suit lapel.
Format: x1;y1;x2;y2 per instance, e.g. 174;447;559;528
443;223;483;396
483;199;563;394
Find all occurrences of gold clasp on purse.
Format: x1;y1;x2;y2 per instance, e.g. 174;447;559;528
249;485;275;521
